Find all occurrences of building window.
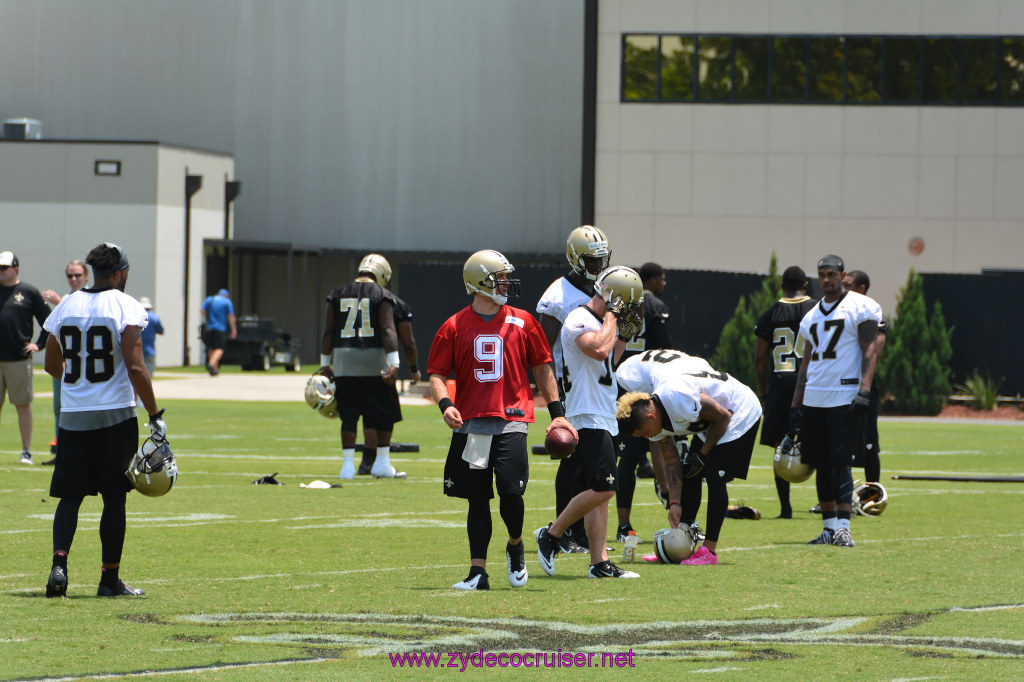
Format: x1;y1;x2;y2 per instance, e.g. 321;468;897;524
621;33;1019;106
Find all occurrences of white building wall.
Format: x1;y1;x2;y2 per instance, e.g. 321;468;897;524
597;0;1024;310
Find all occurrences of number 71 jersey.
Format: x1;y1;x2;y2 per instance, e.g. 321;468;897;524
798;290;883;408
427;305;552;423
43;289;149;415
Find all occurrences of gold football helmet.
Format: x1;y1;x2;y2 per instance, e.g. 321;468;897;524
358;253;392;287
463;250;520;305
566;225;611;280
773;432;813;483
304;374;339;418
853;481;888;516
126;437;178;497
595;265;644;336
652;525;698;563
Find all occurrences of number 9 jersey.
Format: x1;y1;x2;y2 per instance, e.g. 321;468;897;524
427;305;552;423
43;289;149;417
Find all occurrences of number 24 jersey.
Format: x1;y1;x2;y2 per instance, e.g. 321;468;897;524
427;305;552;423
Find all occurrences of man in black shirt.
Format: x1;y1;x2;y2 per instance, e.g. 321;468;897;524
0;251;52;465
754;266;816;518
843;270;885;485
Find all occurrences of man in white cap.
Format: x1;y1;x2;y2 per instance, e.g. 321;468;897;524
0;251;52;464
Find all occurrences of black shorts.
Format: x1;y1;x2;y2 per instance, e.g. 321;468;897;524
50;418;138;498
801;405;862;469
695;420;759;484
206;329;228;350
443;431;528;500
613;433;650;461
336;376;402;430
576;429;618;493
759;382;796;446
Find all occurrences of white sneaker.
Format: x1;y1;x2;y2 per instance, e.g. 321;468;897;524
371;464;407;479
339;461;356;479
20;451;32;465
452;571;489;590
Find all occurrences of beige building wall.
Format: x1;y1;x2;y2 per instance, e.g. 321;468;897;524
596;0;1024;310
0;141;233;368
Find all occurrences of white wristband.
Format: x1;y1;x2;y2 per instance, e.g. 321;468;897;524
386;351;400;369
320;354;332;367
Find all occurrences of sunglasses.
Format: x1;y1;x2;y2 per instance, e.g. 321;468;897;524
0;265;12;271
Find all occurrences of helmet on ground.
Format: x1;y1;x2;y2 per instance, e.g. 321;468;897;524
358;254;392;287
773;431;813;483
304;373;339;418
126;438;178;497
566;225;611;281
652;525;697;563
853;481;888;516
463;250;520;305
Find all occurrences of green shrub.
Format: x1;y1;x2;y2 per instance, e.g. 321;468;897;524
710;253;780;388
955;370;1001;411
876;269;954;415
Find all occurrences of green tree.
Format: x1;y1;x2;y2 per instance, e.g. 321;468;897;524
876;270;953;415
710;253;781;388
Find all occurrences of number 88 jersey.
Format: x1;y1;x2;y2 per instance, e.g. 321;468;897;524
43;289;149;415
427;304;552;423
798;290;882;408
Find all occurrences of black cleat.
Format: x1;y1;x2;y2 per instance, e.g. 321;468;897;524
808;529;834;545
46;565;68;598
505;541;528;587
356;461;373;476
535;525;560;576
586;560;639;579
557;534;588;554
636;456;656;479
97;580;145;597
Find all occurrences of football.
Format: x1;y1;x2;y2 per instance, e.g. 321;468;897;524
544;425;578;459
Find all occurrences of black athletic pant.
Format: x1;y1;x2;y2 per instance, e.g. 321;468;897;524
467;494;524;561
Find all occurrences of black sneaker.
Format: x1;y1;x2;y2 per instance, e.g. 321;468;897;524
637;456;656;479
97;580;145;597
831;528;855;548
452;570;489;590
506;542;528;588
46;565;68;598
586;561;639;579
616;524;642;543
534;525;560;576
808;529;834;545
558;533;587;554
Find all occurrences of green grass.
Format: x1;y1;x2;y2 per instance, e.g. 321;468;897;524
2;398;1023;680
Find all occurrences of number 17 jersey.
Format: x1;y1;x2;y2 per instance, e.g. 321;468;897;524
427;305;552;423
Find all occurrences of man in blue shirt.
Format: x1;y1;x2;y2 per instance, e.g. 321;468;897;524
200;289;236;375
139;297;164;376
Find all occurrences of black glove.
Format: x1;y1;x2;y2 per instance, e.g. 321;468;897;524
148;409;167;444
789;406;803;433
852;390;871;416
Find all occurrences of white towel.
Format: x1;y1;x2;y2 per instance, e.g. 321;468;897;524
462;433;493;470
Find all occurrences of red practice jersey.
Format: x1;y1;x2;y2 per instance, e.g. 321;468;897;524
428;305;552;423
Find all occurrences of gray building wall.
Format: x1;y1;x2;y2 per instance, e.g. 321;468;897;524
0;0;584;255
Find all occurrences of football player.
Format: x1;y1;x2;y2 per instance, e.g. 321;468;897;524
429;250;573;590
319;254;405;480
754;266;816;518
843;270;885;486
615;349;762;566
792;255;882;547
534;266;642;579
356;268;421;476
535;225;611;554
42;243;166;597
612;262;676;542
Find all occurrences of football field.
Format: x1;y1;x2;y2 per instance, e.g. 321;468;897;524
2;375;1023;680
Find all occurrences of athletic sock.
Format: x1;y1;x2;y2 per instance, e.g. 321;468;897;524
341;448;355;467
376;446;391;470
468;565;486;577
823;517;839;532
837;517;851;531
100;566;119;588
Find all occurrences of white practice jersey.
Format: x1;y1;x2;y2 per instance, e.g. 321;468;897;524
798;291;883;408
43;288;148;420
616;350;762;444
560;305;617;433
536;276;593;379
